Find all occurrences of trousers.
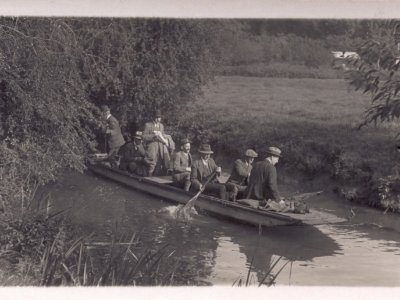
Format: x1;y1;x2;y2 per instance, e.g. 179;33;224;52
191;181;227;200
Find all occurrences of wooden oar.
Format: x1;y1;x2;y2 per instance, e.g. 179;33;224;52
180;171;218;219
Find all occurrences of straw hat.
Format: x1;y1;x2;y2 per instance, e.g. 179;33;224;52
134;131;142;139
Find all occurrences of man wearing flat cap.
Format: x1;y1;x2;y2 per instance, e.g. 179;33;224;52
172;138;192;191
226;149;258;201
244;146;282;203
101;105;125;168
119;131;147;176
190;144;228;200
142;109;172;176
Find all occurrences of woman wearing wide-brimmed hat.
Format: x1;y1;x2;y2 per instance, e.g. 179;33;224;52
244;146;282;203
190;144;228;200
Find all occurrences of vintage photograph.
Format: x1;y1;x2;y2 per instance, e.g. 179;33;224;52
0;0;399;294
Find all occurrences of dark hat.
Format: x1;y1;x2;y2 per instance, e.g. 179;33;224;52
101;105;110;113
181;138;191;145
155;109;162;118
245;149;258;158
134;131;142;139
265;146;282;158
198;144;214;154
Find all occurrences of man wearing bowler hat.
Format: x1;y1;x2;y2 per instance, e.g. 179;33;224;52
244;146;282;203
190;144;228;200
142;109;171;176
119;131;147;176
172;138;193;191
226;149;258;201
101;105;125;168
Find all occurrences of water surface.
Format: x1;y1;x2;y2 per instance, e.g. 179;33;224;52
42;171;400;286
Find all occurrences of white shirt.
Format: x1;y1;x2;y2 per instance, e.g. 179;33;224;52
201;158;209;166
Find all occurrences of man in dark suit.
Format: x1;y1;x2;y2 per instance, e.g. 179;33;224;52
190;144;227;200
102;105;125;167
172;138;192;191
225;149;258;201
244;147;282;204
142;110;171;176
119;131;147;176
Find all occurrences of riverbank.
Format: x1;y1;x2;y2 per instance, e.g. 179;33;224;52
175;76;400;212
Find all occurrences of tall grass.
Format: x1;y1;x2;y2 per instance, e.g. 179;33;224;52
0;213;181;286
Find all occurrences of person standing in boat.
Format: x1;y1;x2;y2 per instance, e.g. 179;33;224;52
225;149;258;201
142;110;172;176
244;146;282;205
101;105;125;168
190;143;228;200
172;138;192;191
118;131;147;176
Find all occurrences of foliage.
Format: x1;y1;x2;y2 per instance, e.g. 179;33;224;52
372;175;400;212
0;214;181;286
0;17;220;217
67;18;221;128
36;232;179;286
0;18;100;216
344;21;400;127
0;215;62;262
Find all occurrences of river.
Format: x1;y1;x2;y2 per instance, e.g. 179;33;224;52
41;170;400;286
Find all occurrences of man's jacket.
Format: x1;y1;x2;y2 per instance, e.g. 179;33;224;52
244;160;280;201
227;159;252;186
190;158;219;186
173;151;192;174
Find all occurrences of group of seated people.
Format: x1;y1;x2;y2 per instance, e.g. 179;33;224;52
102;106;282;203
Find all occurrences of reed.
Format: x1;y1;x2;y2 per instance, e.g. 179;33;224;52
232;226;291;287
36;231;179;286
0;213;181;286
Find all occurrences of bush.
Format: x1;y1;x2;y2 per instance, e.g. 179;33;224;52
0;17;219;218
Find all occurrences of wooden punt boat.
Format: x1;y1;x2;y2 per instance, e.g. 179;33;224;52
88;162;347;227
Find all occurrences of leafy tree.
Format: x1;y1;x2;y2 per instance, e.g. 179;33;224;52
0;17;220;216
67;18;221;130
344;20;400;127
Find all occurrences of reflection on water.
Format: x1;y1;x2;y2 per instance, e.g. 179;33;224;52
276;224;400;286
40;171;400;286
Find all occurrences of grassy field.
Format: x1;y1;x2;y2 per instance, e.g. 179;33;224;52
178;76;400;208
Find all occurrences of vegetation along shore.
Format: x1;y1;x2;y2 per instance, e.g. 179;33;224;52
1;18;400;285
